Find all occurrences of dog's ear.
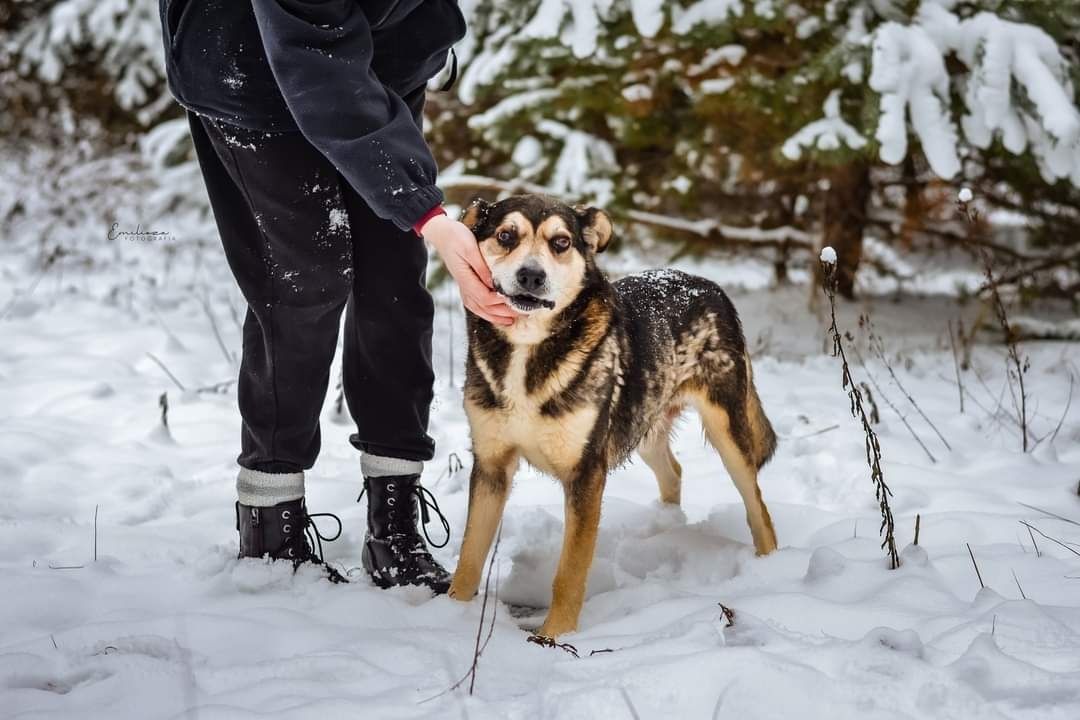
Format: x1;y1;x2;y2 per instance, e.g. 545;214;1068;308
575;206;614;253
460;198;491;235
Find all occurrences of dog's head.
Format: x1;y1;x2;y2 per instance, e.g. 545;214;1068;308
461;195;613;316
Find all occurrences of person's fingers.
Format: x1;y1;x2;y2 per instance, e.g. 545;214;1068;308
469;303;513;326
462;241;494;289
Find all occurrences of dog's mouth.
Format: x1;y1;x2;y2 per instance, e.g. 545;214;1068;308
495;284;556;313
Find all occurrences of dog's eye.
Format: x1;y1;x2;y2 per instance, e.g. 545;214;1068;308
551;236;572;253
496;229;515;246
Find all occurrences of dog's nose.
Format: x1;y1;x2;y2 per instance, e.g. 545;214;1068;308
516;265;546;292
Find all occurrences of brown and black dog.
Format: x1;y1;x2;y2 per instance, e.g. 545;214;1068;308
448;195;777;638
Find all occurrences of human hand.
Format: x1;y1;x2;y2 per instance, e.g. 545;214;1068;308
422;214;516;326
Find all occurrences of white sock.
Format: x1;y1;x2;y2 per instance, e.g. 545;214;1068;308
361;453;424;478
236;467;305;507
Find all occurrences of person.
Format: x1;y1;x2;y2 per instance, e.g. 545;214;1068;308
157;0;515;591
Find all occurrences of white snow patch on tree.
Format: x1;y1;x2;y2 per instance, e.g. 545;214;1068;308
622;83;653;102
630;0;666;37
782;90;868;161
869;2;1080;185
673;0;744;34
688;45;747;76
869;21;960;179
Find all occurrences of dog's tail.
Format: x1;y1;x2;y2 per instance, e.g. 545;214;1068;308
744;354;777;468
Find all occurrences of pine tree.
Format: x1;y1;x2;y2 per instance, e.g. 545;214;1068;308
1;0;170;138
442;0;1080;298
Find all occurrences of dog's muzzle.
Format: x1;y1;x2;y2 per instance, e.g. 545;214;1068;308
494;281;556;313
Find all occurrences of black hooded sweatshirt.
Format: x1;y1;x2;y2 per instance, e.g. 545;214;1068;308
159;0;466;231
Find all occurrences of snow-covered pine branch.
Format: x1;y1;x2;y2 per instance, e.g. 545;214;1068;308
5;0;168;127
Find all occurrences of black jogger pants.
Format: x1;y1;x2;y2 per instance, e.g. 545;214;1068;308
188;92;436;473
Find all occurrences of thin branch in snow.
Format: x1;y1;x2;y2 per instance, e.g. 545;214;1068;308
967;543;985;590
145;352;187;393
1012;569;1027;600
863;315;951;452
948;320;965;413
958;199;1031;452
819;255;899;569
1019;521;1080;558
1016;503;1080;529
852;343;936;464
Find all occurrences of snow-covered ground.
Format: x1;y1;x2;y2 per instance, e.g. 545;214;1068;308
3;138;1080;717
3;223;1080;719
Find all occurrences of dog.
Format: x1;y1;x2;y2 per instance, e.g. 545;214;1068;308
447;195;777;638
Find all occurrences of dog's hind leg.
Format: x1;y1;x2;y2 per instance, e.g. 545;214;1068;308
637;414;682;505
537;467;606;638
449;449;518;601
693;385;777;556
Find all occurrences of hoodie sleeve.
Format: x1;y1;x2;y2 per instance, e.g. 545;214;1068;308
250;0;443;232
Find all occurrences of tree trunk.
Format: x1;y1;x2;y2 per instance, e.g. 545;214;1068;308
822;161;871;299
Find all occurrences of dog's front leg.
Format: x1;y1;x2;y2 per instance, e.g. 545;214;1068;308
449;449;518;600
537;466;606;638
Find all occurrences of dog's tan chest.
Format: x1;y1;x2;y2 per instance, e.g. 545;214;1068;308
467;344;599;480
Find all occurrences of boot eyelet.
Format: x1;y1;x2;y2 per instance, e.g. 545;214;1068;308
288;548;295;558
387;497;396;506
282;524;292;534
387;483;395;492
281;510;291;519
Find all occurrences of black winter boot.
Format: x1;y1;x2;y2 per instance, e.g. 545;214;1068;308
236;498;347;583
359;475;452;594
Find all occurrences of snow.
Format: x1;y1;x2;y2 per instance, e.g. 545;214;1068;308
699;77;736;95
629;0;665;38
782;90;868;161
672;0;744;34
621;83;652;102
5;243;1080;717
870;21;960;179
867;3;1080;185
958;187;973;203
5;155;1080;716
687;45;746;76
819;246;838;264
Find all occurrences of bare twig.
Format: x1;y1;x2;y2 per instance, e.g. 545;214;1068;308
1019;521;1080;557
93;504;99;562
423;524;504;703
914;514;921;546
853;344;936;464
1038;372;1074;449
819;257;899;569
159;392;169;430
0;245;65;322
948;320;965;413
146;352;187;392
957;198;1030;451
1016;502;1080;528
864;316;951;451
526;635;580;657
1012;569;1027;600
1026;523;1041;558
967;543;985;590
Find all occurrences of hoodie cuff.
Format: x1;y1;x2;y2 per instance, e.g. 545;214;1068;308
392;184;445;233
412;204;447;237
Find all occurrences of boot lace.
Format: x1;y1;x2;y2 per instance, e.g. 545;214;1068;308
357;482;451;549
